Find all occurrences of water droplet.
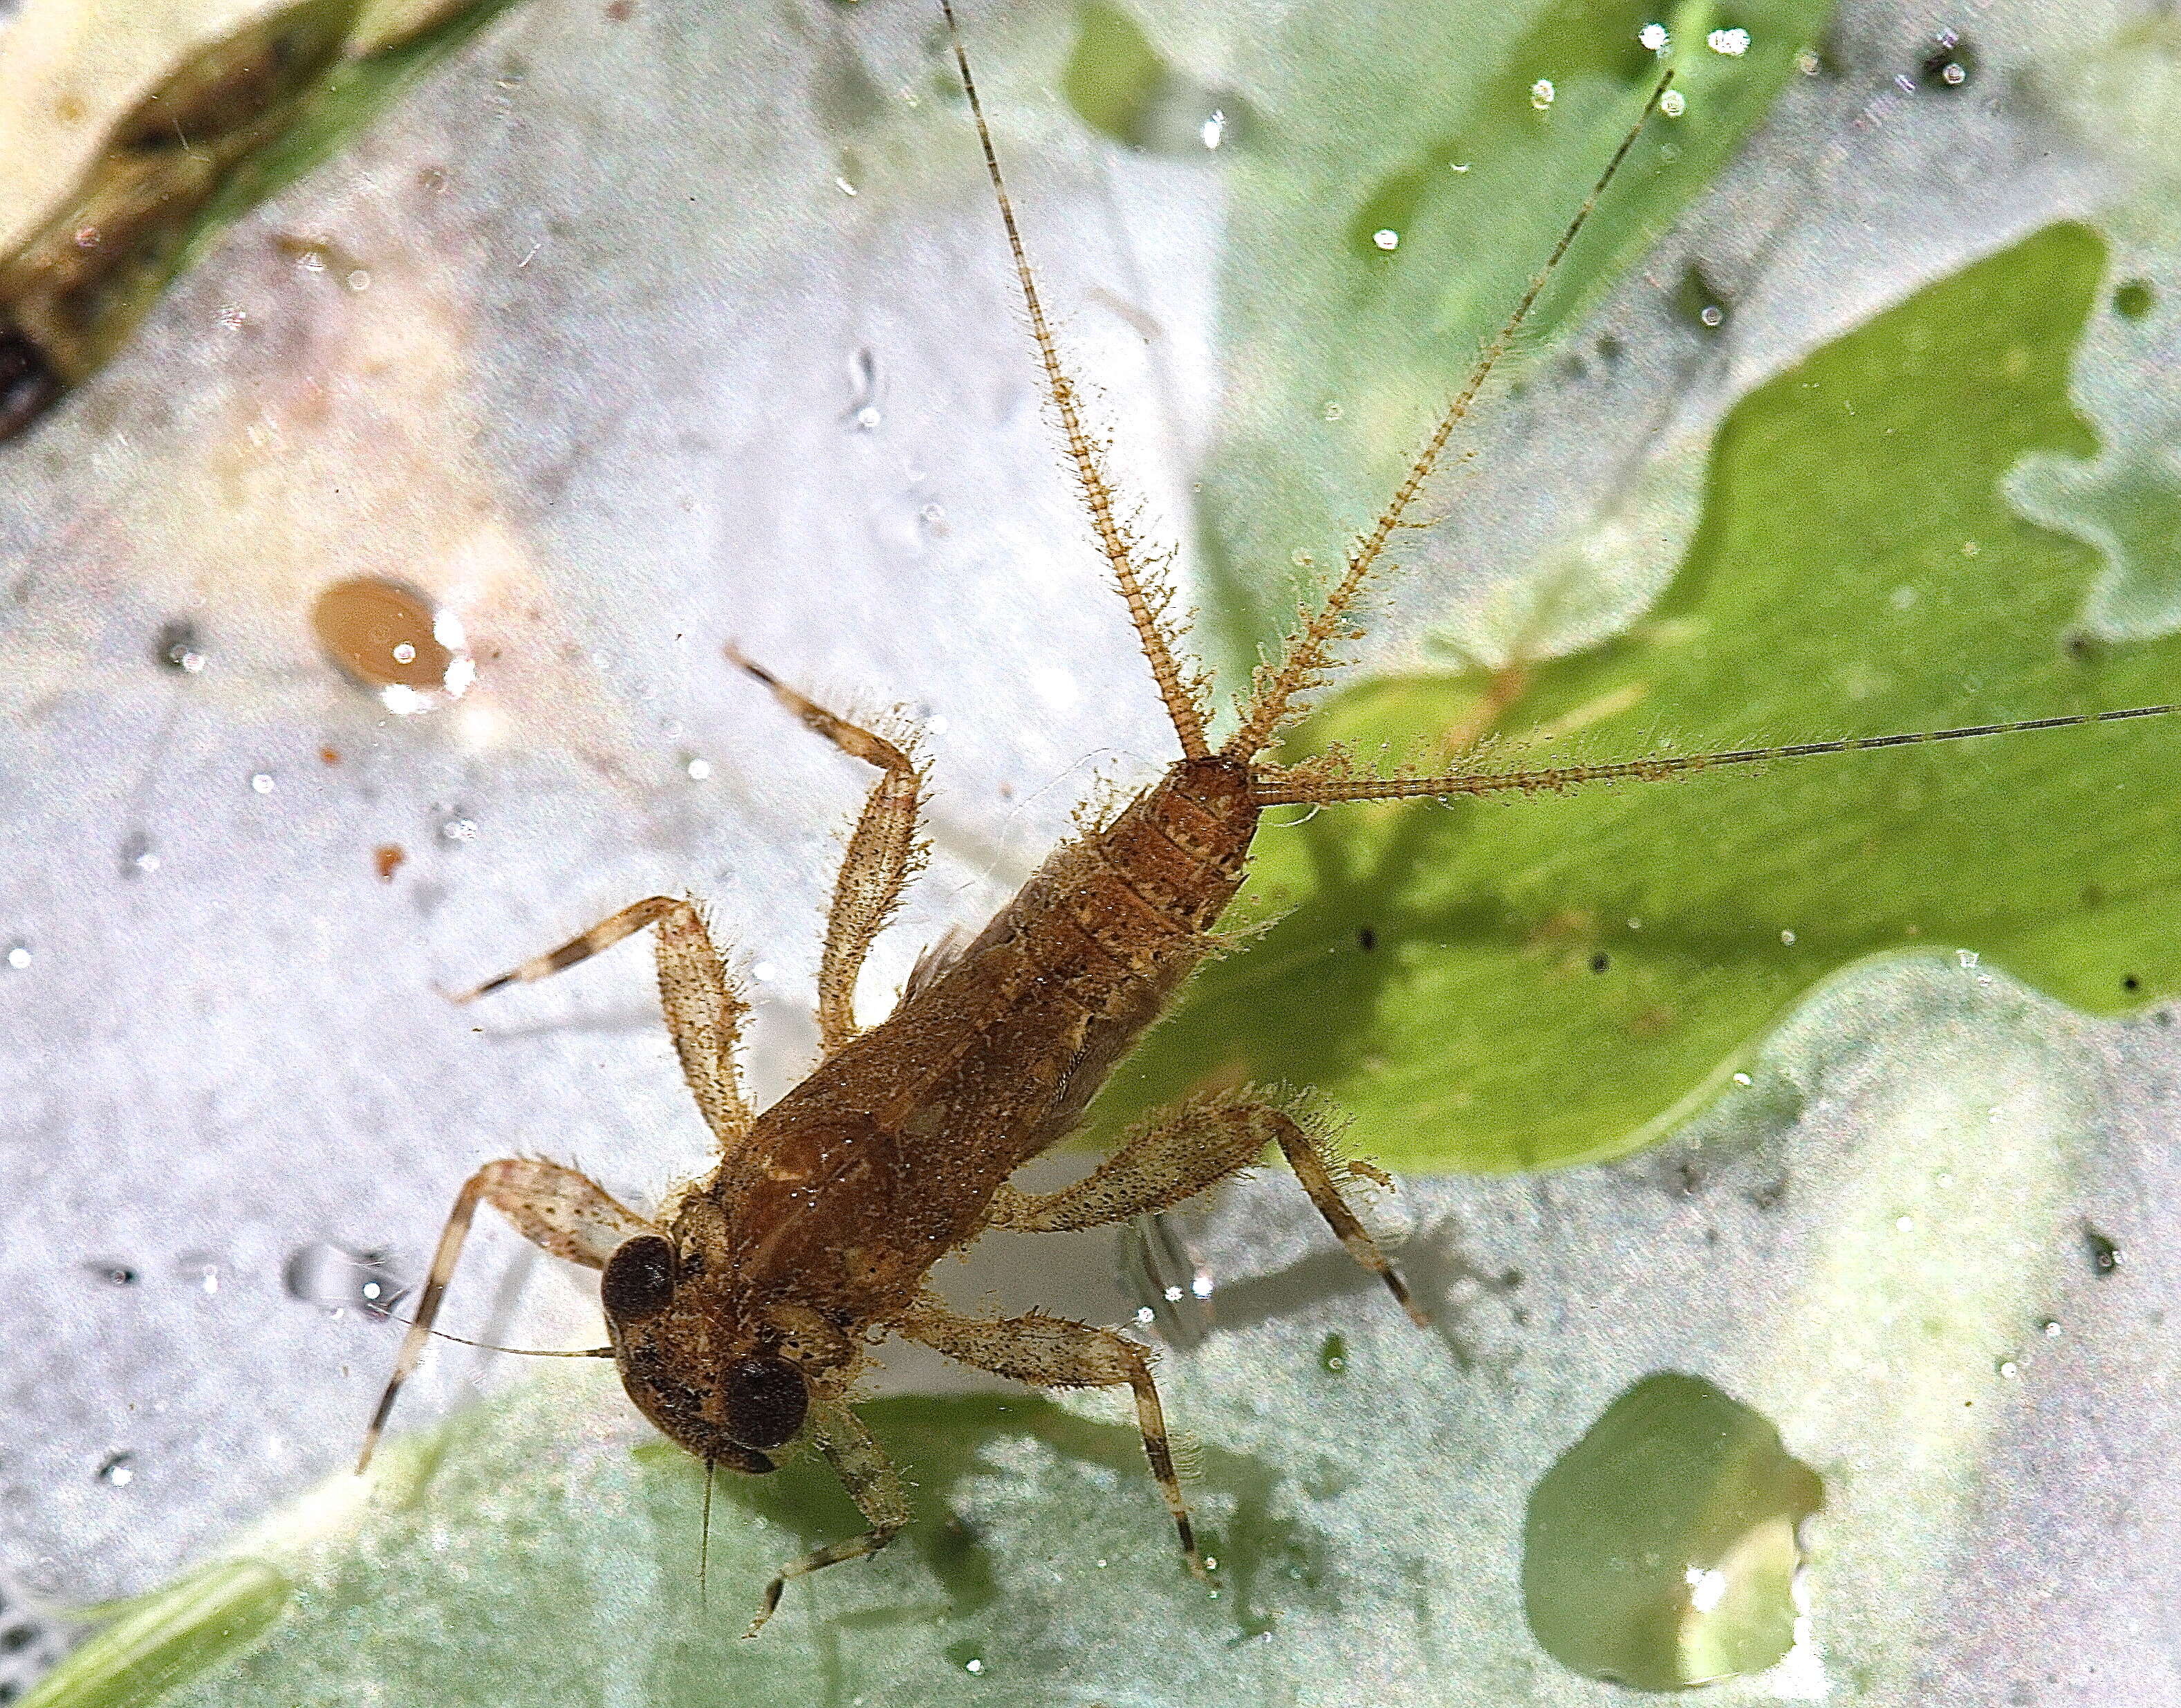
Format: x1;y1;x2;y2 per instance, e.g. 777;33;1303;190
1319;1333;1348;1373
154;618;207;674
96;1451;136;1486
1956;949;1980;970
1895;1214;1915;1232
284;1243;406;1317
1200;109;1226;149
686;757;712;781
1523;1373;1822;1690
1371;228;1400;251
750;960;779;982
4;943;29;970
1732;1072;1752;1086
963;1658;985;1675
2084;1224;2122;1276
176;1253;224;1294
1320;400;1343;421
1919;30;1974;89
853;405;882;431
1637;22;1669;53
2041;1319;2062;1337
313;577;472;712
250;772;275;795
1779;929;1795;945
118;830;159;878
1706;27;1751;55
834;175;857;196
1658;89;1687;118
1675;264;1730;334
440;817;479;844
84;1261;138;1285
1530;78;1556;110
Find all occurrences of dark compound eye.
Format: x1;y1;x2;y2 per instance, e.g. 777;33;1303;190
724;1355;808;1451
600;1234;676;1321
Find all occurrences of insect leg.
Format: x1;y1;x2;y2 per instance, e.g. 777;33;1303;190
451;893;682;1001
988;1096;1429;1328
651;898;753;1147
358;1158;655;1472
985;1095;1272;1231
896;1294;1207;1581
727;647;925;1055
745;1395;909;1638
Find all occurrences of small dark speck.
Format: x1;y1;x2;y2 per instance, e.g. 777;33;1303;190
1588;951;1610;973
2156;1010;2173;1027
2083;1223;2121;1277
1357;926;1377;952
1595;333;1624;363
85;1261;139;1286
2123;974;2142;992
0;1626;33;1654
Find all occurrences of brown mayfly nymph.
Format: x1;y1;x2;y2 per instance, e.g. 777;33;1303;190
357;3;2180;1635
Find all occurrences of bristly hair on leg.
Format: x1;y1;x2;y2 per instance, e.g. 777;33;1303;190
1223;68;1680;766
939;0;1214;761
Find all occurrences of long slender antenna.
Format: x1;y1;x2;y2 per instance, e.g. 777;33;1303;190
699;1456;717;1610
940;0;1212;758
1226;68;1678;763
1250;703;2181;806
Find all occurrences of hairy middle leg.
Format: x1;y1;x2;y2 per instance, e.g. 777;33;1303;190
727;647;925;1055
896;1292;1207;1577
986;1095;1429;1328
746;1395;910;1638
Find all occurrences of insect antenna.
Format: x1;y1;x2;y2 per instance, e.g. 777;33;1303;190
699;1456;716;1612
1225;68;1678;764
940;0;1213;759
1250;704;2181;807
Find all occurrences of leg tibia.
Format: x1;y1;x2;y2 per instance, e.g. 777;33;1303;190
896;1295;1206;1579
745;1397;910;1637
358;1159;654;1472
986;1096;1272;1232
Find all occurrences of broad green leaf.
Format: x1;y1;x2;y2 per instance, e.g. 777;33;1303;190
1097;222;2181;1171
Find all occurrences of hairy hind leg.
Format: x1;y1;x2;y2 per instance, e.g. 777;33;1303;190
358;1158;651;1471
727;647;925;1055
745;1395;910;1637
896;1292;1207;1579
453;895;753;1149
987;1095;1428;1328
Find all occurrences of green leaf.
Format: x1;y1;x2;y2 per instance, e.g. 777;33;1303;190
1098;221;2181;1171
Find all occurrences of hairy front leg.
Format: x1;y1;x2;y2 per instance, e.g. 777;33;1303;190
896;1293;1207;1579
745;1395;911;1637
358;1158;651;1471
987;1095;1429;1328
728;648;925;1055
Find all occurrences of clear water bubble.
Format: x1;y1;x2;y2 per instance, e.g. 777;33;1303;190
84;1261;139;1285
118;830;158;878
1658;89;1687;118
250;772;275;795
154;618;206;674
4;943;28;970
1707;27;1751;55
95;1451;136;1486
1371;228;1400;251
440;817;479;844
1530;78;1556;110
284;1243;406;1318
1638;22;1669;53
686;757;712;781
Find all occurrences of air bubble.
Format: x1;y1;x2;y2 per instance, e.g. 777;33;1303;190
4;943;28;970
1371;228;1399;251
2041;1319;2061;1337
119;831;159;878
1732;1072;1752;1086
686;758;712;781
155;619;207;674
1658;89;1686;118
440;817;479;844
1530;79;1556;110
1200;109;1226;149
1996;1359;2018;1379
96;1451;136;1486
1707;28;1751;55
1919;30;1974;89
854;405;882;431
1779;929;1795;945
346;269;371;291
250;772;275;795
1637;22;1669;53
284;1243;405;1317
